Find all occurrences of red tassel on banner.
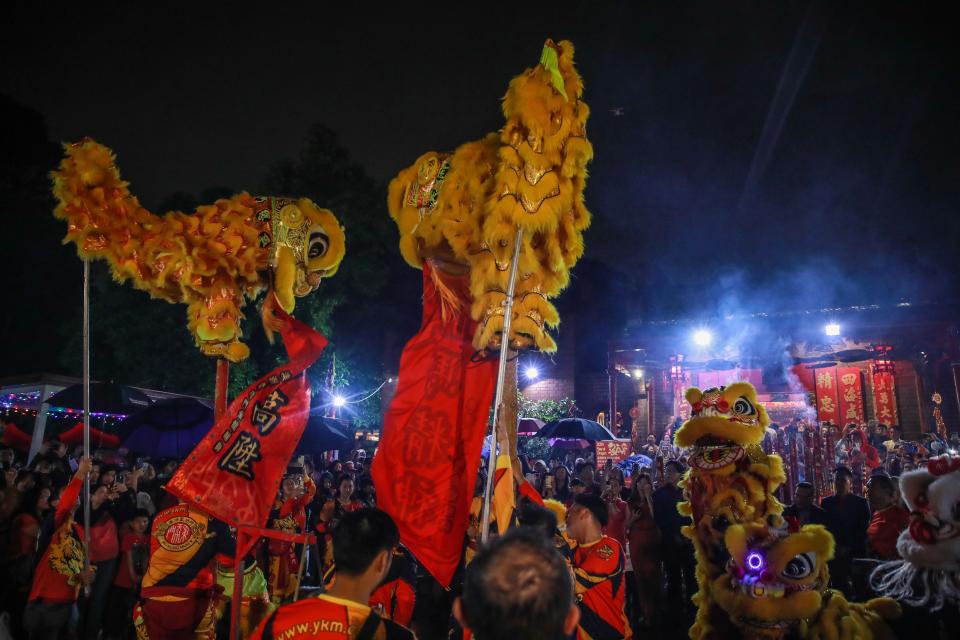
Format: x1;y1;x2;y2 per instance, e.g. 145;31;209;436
802;424;814;486
824;425;837;496
788;431;800;500
166;297;328;528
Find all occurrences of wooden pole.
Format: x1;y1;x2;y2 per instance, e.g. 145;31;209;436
215;359;230;420
503;358;520;479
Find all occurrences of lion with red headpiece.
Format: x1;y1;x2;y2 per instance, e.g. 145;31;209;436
870;454;960;610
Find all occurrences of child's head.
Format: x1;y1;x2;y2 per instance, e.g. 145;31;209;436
132;509;150;534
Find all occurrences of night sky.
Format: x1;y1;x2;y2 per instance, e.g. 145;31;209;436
4;1;958;323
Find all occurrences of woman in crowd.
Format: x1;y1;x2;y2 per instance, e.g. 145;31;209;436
2;485;51;637
550;464;572;504
626;472;660;628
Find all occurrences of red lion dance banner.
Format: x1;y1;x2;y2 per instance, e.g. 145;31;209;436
814;366;840;424
372;265;497;588
837;367;866;425
167;301;327;527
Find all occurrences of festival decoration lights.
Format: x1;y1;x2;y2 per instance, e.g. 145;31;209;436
871;344;895;374
746;551;764;572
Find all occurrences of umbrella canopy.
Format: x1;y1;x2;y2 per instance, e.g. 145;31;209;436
535;418;617;441
517;417;545;435
0;422;33;451
296;413;352;454
46;382;153;416
119;398;214;458
548;438;591;450
617;454;654;476
58;422;121;449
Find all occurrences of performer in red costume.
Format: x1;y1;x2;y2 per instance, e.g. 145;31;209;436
140;501;236;639
564;494;632;640
267;467;316;603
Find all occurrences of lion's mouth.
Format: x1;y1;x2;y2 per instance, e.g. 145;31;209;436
696;435;736;447
690;436;744;470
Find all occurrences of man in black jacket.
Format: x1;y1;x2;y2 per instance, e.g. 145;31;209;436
652;461;696;613
820;466;870;596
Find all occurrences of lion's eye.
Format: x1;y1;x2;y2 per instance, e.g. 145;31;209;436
733;396;756;416
308;231;329;259
781;552;815;580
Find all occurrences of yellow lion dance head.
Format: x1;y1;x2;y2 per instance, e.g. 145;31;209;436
675;382;770;473
713;523;899;640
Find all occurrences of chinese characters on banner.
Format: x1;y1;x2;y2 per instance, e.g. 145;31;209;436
167;299;328;528
371;265;497;589
595;440;631;468
871;371;899;425
814;366;840;424
837;368;865;425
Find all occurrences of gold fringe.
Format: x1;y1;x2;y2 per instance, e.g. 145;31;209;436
428;260;462;323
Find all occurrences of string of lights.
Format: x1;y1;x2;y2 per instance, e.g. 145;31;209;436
327;377;394;409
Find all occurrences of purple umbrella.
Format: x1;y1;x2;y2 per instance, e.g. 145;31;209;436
518;417;545;435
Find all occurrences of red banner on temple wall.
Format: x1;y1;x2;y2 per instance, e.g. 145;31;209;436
871;371;899;425
814;366;840;424
166;302;327;528
837;367;865;426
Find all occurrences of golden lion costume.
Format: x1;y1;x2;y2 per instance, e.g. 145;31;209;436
51;139;345;361
715;523;899;640
675;382;787;639
387;40;592;352
675;383;898;639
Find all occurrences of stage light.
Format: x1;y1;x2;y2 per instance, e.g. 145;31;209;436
332;395;346;408
693;329;713;347
525;366;540;380
632;369;643;379
746;551;764;571
825;323;840;337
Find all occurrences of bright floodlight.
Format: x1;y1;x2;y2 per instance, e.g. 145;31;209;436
693;329;713;347
633;369;643;379
825;323;840;337
525;366;540;380
332;395;346;408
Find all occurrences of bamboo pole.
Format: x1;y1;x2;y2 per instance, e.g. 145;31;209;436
480;228;523;544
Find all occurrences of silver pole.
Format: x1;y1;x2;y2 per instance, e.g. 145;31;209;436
480;228;523;544
82;259;92;587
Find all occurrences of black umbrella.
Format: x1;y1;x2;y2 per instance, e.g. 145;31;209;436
46;382;153;416
119;397;214;458
296;413;352;454
534;418;618;441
